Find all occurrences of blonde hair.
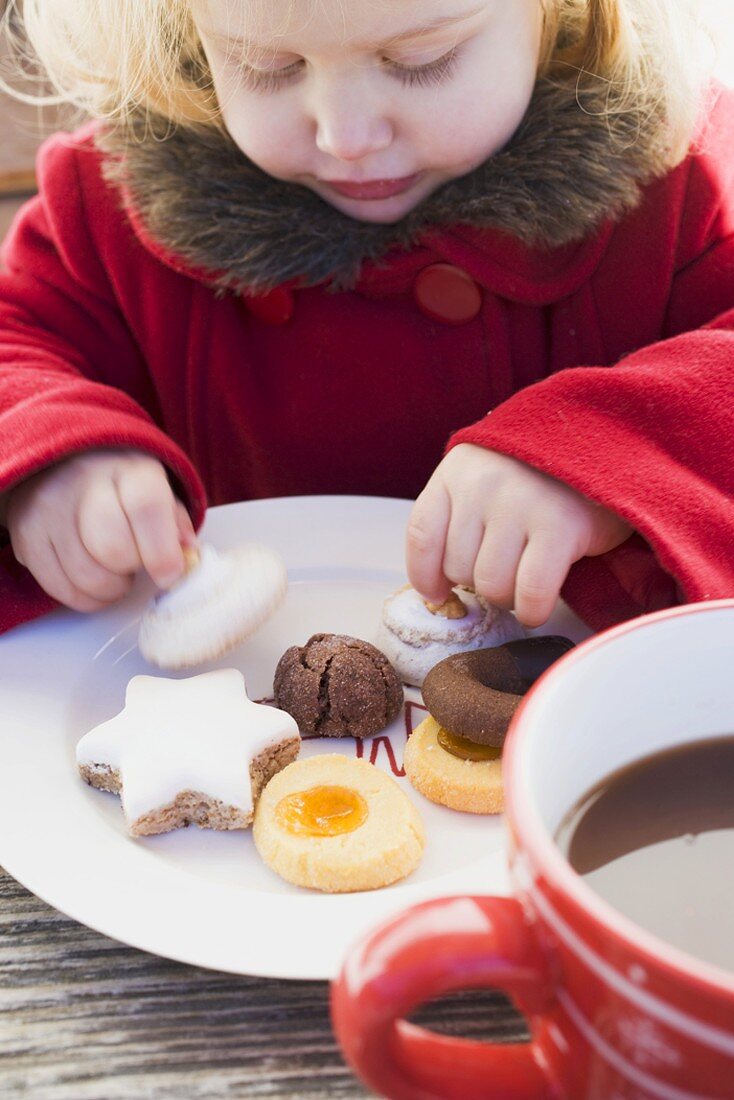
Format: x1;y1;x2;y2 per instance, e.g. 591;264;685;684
539;0;705;163
1;0;706;162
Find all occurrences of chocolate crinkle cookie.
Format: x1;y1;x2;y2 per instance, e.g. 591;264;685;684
273;634;404;738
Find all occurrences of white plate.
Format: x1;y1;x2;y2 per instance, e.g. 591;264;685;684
0;496;590;979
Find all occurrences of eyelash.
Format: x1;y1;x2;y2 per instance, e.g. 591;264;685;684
237;47;459;94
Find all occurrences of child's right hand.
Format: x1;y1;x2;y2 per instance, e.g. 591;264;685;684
3;450;196;612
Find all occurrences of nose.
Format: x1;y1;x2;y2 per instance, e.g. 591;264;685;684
313;81;393;162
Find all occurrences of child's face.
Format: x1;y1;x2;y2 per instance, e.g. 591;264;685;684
194;0;544;223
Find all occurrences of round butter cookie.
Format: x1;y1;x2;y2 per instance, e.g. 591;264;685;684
404;715;504;815
253;754;425;892
139;543;287;669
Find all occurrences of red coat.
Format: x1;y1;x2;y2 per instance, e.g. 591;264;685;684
1;88;733;635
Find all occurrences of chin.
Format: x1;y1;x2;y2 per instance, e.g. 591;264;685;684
335;203;417;225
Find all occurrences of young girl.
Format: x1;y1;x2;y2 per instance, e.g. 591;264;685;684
0;0;731;637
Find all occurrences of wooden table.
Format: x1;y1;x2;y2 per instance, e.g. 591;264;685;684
1;866;528;1098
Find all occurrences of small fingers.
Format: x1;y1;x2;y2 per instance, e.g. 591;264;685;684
472;524;527;610
6;454;190;609
30;538;111;613
54;522;134;605
406;484;452;604
442;510;484;591
116;464;186;588
78;478;143;575
514;533;574;628
8;501;106;611
175;500;198;549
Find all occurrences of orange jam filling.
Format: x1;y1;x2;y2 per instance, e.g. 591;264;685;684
275;785;369;837
437;727;503;762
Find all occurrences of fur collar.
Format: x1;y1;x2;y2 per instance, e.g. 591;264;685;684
97;75;672;294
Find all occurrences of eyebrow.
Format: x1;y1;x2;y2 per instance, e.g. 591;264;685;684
205;7;485;52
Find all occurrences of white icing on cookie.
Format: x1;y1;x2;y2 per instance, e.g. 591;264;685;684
139;543;288;668
375;586;525;687
152;544;236;613
76;670;300;828
381;587;490;644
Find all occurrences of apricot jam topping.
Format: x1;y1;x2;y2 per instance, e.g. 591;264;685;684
275;785;369;837
437;727;502;762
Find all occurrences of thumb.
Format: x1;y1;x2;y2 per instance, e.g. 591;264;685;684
174;501;200;550
585;506;633;558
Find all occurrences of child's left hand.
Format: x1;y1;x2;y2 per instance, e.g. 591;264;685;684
406;444;633;628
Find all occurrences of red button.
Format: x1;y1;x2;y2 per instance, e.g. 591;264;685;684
244;286;294;324
413;263;483;325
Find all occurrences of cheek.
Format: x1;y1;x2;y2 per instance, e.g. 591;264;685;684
205;52;306;174
425;44;538;168
423;9;540;169
219;93;304;176
409;80;533;172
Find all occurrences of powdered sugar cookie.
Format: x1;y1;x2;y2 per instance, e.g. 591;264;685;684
404;715;504;815
375;585;525;687
253;754;424;892
139;543;287;668
76;669;300;836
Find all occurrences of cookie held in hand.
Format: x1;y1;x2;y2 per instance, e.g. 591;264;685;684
139;543;287;669
76;669;300;836
375;585;525;687
253;754;425;892
273;633;403;738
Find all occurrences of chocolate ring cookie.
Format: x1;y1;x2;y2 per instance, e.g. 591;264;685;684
422;636;575;746
274;634;403;738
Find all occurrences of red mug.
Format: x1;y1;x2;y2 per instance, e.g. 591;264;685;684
331;601;734;1099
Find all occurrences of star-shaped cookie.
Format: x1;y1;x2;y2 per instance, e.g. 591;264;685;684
76;669;300;836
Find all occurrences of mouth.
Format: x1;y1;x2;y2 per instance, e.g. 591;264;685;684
320;174;421;201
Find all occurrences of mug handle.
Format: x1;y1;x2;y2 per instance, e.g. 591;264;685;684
331;895;560;1100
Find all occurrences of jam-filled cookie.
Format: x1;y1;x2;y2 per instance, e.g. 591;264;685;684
139;543;287;669
253;754;425;892
405;637;575;815
273;633;403;738
375;585;525;687
404;715;504;814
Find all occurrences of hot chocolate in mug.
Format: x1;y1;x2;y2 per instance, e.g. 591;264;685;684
331;600;734;1099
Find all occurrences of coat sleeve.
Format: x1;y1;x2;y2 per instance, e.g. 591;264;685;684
0;131;207;634
447;129;734;632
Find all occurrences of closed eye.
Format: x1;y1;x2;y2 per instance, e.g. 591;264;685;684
386;47;459;87
237;46;460;93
